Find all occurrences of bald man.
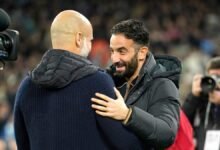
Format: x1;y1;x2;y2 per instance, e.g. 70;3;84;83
13;10;143;150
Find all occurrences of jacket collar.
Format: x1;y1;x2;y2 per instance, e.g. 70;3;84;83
139;52;157;78
125;52;182;104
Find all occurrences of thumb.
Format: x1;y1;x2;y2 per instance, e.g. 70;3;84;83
114;87;123;99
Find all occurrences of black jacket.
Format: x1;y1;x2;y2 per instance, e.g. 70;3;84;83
109;52;181;149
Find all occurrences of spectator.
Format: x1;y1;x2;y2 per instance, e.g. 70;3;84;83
182;56;220;150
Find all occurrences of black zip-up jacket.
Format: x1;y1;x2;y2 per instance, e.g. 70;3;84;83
109;52;181;149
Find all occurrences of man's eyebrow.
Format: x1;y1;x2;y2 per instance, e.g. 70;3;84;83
110;47;128;51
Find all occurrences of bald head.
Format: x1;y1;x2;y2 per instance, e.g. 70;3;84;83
51;10;93;56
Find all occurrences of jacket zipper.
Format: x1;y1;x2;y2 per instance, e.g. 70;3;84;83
124;75;143;100
124;83;130;100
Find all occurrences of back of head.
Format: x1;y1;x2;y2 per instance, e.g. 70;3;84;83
51;10;93;56
110;19;150;47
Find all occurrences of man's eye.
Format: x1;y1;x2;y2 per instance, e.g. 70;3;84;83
119;51;126;54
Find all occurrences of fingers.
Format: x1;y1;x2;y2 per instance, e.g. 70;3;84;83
91;104;107;112
95;93;112;102
193;74;202;87
95;110;112;117
192;74;203;96
91;97;110;112
193;74;203;81
91;98;108;106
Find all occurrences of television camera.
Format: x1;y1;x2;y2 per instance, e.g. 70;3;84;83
0;9;19;69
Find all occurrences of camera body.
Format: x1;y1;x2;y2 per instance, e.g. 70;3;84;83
0;29;19;60
201;75;220;93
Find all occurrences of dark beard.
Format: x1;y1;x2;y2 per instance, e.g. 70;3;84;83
113;54;138;79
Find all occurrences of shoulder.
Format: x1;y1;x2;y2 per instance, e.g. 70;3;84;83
15;75;32;106
90;70;114;85
153;78;175;86
152;78;177;89
85;70;115;97
17;75;32;92
16;74;41;100
150;78;179;99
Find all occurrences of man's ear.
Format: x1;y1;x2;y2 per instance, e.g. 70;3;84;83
75;32;83;48
138;47;148;61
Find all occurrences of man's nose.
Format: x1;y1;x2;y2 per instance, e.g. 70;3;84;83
111;52;120;63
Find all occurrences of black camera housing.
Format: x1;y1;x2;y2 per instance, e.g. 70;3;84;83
0;29;19;61
201;75;220;93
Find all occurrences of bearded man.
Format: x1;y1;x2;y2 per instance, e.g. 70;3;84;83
92;19;181;149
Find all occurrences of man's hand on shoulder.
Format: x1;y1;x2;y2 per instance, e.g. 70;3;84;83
91;87;130;121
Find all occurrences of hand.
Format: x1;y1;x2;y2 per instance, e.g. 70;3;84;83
192;74;203;97
91;87;129;121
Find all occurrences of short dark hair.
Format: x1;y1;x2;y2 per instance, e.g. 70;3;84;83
207;57;220;71
110;19;150;46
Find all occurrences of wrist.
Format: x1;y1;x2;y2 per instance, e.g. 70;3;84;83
122;107;132;124
122;107;129;120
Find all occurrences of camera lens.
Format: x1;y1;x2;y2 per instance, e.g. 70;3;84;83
201;76;216;93
0;34;12;59
0;34;12;50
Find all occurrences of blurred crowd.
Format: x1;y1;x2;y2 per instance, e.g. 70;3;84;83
0;0;220;149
